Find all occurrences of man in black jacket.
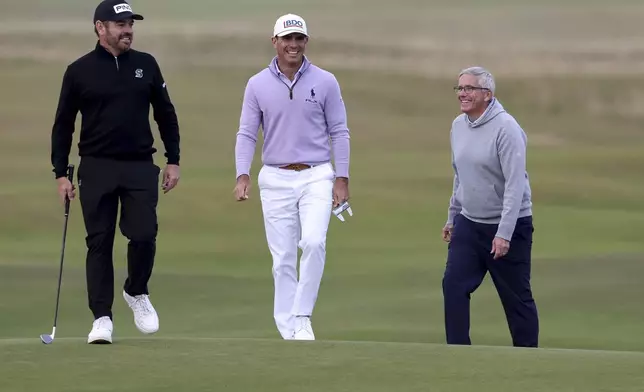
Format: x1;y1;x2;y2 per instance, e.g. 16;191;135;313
50;0;181;344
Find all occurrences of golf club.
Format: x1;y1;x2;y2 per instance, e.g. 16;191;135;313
332;200;353;222
40;164;75;345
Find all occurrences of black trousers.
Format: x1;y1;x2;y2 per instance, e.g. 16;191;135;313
442;214;539;347
77;156;160;320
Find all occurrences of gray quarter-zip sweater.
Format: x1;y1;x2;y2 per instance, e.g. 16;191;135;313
447;98;533;241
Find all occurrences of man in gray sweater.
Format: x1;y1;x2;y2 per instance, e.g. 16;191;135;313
441;66;539;347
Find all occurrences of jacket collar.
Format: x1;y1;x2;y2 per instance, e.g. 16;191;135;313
94;40;131;60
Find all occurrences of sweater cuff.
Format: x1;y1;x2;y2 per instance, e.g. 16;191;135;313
166;155;180;165
53;165;68;179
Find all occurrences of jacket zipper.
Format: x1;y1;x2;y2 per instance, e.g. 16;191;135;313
114;57;119;71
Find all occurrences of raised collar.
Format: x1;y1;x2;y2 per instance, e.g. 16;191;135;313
268;55;311;78
94;40;131;60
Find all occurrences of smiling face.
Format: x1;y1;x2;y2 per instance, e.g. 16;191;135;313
272;33;308;67
456;74;493;117
96;18;135;55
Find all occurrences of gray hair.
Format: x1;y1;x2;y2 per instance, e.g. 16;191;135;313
459;66;495;93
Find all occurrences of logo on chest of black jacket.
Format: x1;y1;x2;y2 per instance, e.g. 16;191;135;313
135;68;143;78
305;88;318;104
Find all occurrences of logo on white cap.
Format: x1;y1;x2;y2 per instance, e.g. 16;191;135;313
273;14;308;37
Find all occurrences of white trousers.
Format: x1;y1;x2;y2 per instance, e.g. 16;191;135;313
257;162;335;339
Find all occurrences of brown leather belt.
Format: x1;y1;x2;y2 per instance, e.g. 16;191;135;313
279;163;312;171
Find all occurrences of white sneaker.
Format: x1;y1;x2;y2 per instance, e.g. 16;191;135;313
87;316;113;344
292;316;315;340
123;290;159;334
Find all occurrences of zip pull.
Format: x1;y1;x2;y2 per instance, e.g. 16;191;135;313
114;56;119;71
289;75;301;100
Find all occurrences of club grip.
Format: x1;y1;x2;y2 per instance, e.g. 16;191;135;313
66;164;75;183
64;164;75;214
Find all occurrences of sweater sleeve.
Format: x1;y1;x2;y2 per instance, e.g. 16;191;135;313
150;56;180;165
496;122;528;240
324;75;350;178
446;128;462;225
50;65;79;178
447;158;461;225
235;79;262;179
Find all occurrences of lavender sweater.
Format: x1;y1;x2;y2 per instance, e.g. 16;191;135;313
235;56;350;179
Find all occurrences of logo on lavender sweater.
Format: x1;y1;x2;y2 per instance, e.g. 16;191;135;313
305;88;318;104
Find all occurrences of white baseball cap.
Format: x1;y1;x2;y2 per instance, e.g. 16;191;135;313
273;14;308;37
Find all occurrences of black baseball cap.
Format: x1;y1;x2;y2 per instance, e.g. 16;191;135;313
93;0;144;23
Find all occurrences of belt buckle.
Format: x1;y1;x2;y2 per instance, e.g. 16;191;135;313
280;163;311;171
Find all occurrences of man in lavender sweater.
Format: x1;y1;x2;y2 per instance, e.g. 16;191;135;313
233;14;351;340
441;67;539;347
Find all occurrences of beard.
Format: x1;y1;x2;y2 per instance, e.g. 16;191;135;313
106;31;133;54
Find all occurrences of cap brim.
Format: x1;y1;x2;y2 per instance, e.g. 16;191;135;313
275;29;307;37
112;13;144;21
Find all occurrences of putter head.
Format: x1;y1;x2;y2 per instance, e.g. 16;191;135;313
332;201;353;222
40;334;54;344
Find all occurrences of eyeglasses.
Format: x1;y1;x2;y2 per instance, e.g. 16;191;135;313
453;86;489;93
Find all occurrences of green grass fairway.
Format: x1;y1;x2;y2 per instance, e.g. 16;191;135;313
3;338;644;392
2;0;644;391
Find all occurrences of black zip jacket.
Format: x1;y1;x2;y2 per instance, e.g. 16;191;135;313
50;41;180;178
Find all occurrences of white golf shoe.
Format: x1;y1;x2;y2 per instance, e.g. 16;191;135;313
123;290;159;334
87;316;113;344
292;316;315;340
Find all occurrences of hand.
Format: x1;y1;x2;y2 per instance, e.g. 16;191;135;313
234;174;250;201
56;177;75;205
491;237;510;260
442;224;453;242
162;164;180;194
333;177;349;207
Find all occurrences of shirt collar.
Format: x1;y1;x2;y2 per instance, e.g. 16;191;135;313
269;55;311;77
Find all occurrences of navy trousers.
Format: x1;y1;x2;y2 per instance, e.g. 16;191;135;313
442;214;539;347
